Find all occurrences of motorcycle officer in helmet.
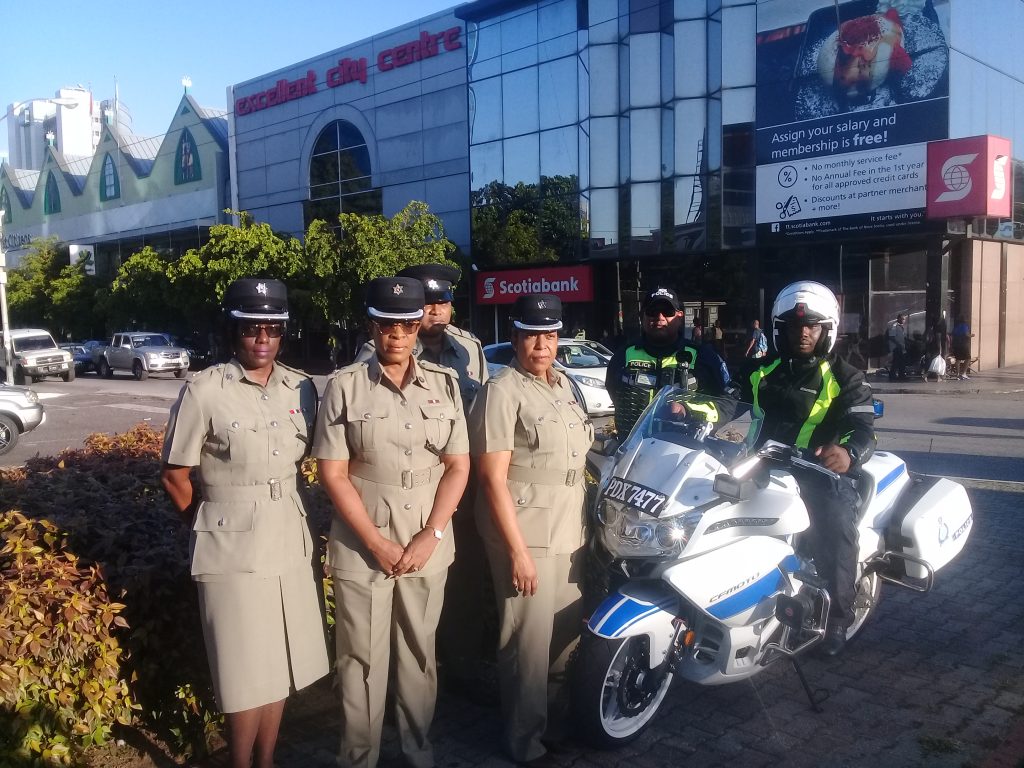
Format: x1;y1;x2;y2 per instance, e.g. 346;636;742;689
739;281;876;656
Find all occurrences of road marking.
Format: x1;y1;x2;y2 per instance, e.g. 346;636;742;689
36;392;66;400
104;403;172;415
920;473;1024;492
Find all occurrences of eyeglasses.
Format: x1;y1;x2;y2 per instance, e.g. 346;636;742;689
372;319;421;334
239;322;284;338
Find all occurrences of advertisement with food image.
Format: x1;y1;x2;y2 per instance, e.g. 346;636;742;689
755;0;950;241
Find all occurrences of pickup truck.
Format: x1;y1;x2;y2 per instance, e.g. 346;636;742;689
0;328;75;384
94;332;190;381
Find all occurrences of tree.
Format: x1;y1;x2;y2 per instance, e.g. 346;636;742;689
106;246;179;331
305;200;457;324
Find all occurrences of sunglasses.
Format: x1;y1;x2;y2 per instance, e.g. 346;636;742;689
239;322;284;338
644;307;676;319
372;319;421;334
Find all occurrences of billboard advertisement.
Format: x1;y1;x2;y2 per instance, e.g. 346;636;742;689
474;265;594;305
755;0;950;242
926;135;1013;219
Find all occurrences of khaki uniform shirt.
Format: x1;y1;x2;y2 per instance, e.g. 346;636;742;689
355;325;488;408
313;356;469;582
469;362;595;556
162;360;318;582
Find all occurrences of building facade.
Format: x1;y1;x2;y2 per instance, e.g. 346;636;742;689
0;94;230;277
229;0;1024;369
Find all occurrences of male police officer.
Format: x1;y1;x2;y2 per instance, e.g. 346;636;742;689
738;281;876;656
605;286;730;438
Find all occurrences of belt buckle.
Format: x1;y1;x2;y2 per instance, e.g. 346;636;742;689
269;478;282;500
401;470;413;490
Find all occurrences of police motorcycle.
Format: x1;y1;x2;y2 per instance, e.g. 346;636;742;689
572;387;974;748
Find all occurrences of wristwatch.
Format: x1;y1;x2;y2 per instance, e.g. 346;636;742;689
423;524;444;540
845;445;860;466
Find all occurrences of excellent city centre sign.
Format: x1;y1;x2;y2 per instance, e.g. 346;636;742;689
235;26;462;116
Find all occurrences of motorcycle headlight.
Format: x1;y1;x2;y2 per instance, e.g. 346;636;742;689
572;374;606;389
599;508;701;559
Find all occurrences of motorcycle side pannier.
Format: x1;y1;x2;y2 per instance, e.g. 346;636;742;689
889;478;973;579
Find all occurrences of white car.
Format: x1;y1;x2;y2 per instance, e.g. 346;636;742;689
483;339;614;416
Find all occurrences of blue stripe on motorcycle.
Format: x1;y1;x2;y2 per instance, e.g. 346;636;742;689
589;595;675;638
706;571;785;619
780;554;801;573
876;464;906;495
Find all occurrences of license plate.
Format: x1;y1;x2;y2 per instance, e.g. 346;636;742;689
48;365;60;372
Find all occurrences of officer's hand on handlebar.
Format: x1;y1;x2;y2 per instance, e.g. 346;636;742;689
815;443;852;474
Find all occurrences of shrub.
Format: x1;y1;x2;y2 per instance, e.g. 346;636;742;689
0;425;218;761
0;512;134;765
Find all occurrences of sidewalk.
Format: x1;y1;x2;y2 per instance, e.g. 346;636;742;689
867;362;1024;396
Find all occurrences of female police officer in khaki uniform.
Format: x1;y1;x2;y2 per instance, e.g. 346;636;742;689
161;278;329;768
313;276;469;768
470;294;594;766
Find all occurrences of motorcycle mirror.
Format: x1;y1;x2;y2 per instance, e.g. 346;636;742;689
713;473;755;501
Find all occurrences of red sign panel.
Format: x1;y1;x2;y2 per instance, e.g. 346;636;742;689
475;266;594;305
926;135;1012;219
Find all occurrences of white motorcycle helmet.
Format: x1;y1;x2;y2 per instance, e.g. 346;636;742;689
771;280;840;358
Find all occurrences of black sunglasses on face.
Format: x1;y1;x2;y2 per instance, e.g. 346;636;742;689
239;322;284;338
644;307;676;319
373;319;421;334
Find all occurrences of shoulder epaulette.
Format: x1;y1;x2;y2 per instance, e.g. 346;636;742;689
275;361;312;380
446;325;480;342
419;359;459;379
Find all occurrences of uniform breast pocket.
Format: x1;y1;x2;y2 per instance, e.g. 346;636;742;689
347;407;387;452
289;411;311;445
530;418;565;451
190;501;258;575
214;418;260;462
420;404;454;450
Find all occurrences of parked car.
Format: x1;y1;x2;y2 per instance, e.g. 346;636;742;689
0;381;45;456
93;332;190;380
0;329;75;384
60;344;96;375
483;339;614;416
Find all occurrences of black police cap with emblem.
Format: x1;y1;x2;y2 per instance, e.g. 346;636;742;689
512;293;562;332
223;278;289;321
397;263;461;303
642;286;681;314
364;277;425;320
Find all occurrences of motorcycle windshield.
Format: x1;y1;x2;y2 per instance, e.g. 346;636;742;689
617;387;751;468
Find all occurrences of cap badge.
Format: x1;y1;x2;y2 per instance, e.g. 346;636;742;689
256;282;268;295
393;284;404;295
427;279;439;289
537;300;547;309
653;288;672;298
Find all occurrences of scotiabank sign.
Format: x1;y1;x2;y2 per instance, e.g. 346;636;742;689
926;135;1012;219
475;266;594;305
235;26;462;116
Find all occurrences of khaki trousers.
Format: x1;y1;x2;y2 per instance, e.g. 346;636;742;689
484;548;584;762
333;570;447;768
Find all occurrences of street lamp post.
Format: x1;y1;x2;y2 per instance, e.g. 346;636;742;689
0;96;79;384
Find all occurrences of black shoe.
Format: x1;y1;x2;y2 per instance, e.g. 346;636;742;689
818;624;847;657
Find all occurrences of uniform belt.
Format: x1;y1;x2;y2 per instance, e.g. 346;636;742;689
202;477;297;502
349;461;444;490
506;465;584;487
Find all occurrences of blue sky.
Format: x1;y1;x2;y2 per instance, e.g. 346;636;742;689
2;0;458;160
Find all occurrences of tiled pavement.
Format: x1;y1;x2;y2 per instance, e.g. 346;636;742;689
193;480;1024;768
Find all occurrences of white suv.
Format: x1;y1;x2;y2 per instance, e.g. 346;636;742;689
0;328;75;384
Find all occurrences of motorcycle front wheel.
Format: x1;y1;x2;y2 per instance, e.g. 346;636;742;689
571;633;673;749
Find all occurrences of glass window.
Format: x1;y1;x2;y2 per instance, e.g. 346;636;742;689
674;175;703;226
100;153;120;201
629;33;661;108
471;140;504;194
630;108;661;181
706;96;722;172
630;182;661;240
588;187;620;251
539;0;577;41
707;14;722;94
588;44;620;117
674;20;707;99
721;4;755;88
501;8;539;71
590;117;619;187
539;56;578;130
469;21;502;80
502;68;539;137
174;128;201;185
504;134;540;186
470;77;503;144
44;172;61;215
0;188;11;223
540;126;579;180
674;98;706;176
722;87;755;127
305;120;379;228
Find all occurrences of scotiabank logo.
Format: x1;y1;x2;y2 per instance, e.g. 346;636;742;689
476;266;594;305
927;135;1013;219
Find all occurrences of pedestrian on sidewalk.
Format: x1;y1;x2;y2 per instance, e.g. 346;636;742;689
952;315;975;380
745;319;768;359
886;313;908;381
